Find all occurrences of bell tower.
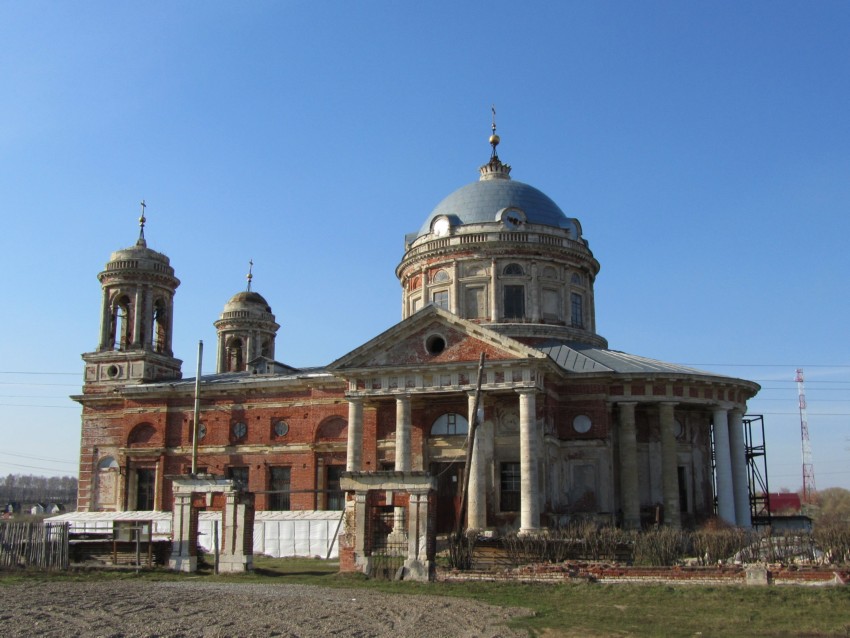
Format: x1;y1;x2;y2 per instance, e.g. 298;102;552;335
214;261;279;373
82;203;182;385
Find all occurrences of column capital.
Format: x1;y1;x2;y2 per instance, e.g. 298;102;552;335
617;400;639;407
515;387;537;396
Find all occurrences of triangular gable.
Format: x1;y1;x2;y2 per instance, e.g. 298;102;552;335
328;305;547;372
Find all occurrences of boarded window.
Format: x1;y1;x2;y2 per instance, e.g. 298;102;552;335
464;286;486;319
504;285;525;319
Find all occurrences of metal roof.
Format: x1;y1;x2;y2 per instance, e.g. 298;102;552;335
536;340;721;376
416;178;570;238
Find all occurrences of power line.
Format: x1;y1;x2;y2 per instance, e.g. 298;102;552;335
0;403;78;409
0;460;78;474
0;451;78;465
0;371;78;376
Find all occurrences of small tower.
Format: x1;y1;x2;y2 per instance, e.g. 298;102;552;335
214;261;280;373
82;203;182;385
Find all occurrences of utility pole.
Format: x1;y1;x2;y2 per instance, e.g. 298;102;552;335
455;353;486;540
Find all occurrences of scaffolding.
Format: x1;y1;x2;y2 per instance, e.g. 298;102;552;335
744;415;771;527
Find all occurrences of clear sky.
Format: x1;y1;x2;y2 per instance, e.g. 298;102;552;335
1;1;848;493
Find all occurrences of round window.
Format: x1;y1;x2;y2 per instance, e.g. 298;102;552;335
674;419;684;439
107;365;119;378
572;414;592;434
274;420;289;437
196;423;207;440
425;333;446;355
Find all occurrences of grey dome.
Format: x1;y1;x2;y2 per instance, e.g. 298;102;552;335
225;291;272;313
417;178;569;238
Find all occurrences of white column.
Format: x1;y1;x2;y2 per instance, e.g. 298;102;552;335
530;261;540;322
395;395;411;472
467;392;486;529
518;389;539;534
346;398;363;472
712;407;736;525
659;402;681;528
618;402;640;529
729;409;752;527
132;287;144;348
99;288;112;350
489;258;498;320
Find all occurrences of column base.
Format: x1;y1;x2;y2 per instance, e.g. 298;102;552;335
168;556;197;573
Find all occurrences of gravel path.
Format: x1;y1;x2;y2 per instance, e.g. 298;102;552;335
0;580;531;637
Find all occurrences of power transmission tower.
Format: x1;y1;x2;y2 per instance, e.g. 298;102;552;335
795;368;817;504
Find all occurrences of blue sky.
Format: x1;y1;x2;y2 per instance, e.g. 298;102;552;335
1;1;848;493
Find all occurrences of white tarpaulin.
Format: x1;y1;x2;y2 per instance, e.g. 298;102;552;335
50;510;344;559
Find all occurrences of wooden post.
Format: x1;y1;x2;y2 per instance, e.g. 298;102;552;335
454;353;486;541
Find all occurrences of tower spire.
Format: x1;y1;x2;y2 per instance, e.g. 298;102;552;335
137;200;147;246
489;105;500;159
246;259;254;292
480;106;511;181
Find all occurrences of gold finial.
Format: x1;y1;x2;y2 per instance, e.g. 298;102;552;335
246;259;254;292
489;105;500;158
138;200;147;244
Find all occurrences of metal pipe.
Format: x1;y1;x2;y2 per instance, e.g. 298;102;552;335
191;340;203;475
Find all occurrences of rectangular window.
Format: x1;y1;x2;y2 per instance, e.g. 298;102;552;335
503;285;525;319
325;465;345;511
135;469;156;511
500;462;521;512
226;466;249;490
268;466;291;511
411;296;422;313
432;290;449;310
570;292;584;328
464;286;486;319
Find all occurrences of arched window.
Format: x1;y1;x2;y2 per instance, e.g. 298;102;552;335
570;273;583;286
503;263;524;276
430;413;468;436
316;416;348;441
97;456;119;470
128;423;156;447
432;269;450;284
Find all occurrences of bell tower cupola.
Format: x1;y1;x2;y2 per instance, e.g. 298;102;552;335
82;202;183;385
214;260;280;373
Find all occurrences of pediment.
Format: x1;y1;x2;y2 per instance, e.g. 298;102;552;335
328;305;546;373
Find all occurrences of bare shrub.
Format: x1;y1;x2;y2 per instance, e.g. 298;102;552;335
447;531;477;570
632;527;686;566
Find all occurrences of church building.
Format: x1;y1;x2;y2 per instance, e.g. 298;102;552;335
73;128;760;556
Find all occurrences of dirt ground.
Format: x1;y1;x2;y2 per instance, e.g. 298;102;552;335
0;580;531;638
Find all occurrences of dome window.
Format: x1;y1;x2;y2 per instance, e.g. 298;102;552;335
497;207;527;230
503;263;524;276
431;216;451;237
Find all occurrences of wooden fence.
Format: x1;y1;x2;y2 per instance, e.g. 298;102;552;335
0;521;70;570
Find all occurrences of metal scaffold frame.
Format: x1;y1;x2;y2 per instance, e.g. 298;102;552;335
744;415;771;527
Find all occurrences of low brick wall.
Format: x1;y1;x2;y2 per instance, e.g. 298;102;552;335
438;563;849;587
